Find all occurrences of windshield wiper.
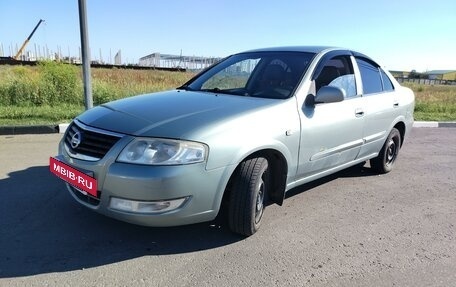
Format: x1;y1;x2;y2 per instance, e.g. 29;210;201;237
176;85;194;91
178;86;228;94
201;87;251;97
201;87;223;93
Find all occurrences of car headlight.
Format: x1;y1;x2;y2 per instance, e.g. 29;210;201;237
117;138;207;165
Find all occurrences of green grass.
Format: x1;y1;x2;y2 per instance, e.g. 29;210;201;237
0;64;194;125
0;63;455;125
402;82;456;121
0;104;84;125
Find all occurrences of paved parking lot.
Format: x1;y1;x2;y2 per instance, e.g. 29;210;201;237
0;128;455;286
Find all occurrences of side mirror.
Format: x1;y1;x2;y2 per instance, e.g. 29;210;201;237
314;86;345;104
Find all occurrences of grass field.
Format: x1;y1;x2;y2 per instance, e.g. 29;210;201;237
402;82;456;121
0;64;455;125
0;64;194;125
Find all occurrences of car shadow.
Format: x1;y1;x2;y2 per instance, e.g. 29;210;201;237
285;163;377;199
0;166;241;278
0;163;377;278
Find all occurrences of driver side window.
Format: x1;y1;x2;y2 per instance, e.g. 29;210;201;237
315;56;357;98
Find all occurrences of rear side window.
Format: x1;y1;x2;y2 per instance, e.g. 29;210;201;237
356;58;383;94
380;69;394;91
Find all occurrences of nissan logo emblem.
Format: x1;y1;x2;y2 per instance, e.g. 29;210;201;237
70;132;82;149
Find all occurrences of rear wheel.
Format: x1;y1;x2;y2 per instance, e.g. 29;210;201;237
371;128;401;174
228;157;270;236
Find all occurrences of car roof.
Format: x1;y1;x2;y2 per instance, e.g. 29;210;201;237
238;46;375;64
240;46;340;54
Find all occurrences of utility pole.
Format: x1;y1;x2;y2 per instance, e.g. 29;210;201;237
78;0;93;110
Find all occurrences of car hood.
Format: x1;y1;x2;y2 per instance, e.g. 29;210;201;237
77;90;279;138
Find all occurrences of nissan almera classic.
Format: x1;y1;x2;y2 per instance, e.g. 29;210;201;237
50;46;415;236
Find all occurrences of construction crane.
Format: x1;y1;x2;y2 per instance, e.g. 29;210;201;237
14;19;45;60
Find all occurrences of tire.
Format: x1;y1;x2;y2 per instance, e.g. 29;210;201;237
228;157;270;236
371;128;401;174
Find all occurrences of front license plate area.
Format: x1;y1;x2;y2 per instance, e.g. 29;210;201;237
49;157;98;198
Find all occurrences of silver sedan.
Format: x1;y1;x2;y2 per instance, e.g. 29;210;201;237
50;46;415;236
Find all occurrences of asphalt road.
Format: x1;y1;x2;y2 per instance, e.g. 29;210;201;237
0;128;455;286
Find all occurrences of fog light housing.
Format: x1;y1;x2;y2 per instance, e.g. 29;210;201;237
109;196;189;214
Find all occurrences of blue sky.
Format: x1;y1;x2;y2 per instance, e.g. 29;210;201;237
1;0;455;72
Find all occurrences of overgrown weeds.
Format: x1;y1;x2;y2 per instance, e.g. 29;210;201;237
0;63;193;124
0;63;454;125
403;82;456;121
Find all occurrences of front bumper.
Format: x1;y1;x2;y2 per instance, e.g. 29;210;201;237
57;137;230;227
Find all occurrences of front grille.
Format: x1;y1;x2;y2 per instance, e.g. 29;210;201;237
65;121;122;160
68;184;100;206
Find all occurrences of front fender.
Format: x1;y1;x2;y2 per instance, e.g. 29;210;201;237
202;100;300;176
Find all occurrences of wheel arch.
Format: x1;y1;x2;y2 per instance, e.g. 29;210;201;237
221;148;288;210
394;121;406;146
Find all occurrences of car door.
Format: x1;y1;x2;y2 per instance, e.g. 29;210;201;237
353;56;399;159
296;52;365;179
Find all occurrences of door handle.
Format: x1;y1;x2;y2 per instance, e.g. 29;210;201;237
393;101;399;107
355;108;364;117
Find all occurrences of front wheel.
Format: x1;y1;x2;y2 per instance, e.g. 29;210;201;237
371;128;401;174
228;157;270;236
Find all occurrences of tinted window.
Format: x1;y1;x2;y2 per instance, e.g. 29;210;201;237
356;58;383;94
202;58;260;90
380;69;394;91
316;56;356;97
186;52;315;99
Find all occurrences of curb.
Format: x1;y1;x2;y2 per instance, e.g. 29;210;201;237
0;123;69;136
0;125;59;135
1;121;455;136
413;121;456;128
58;123;70;133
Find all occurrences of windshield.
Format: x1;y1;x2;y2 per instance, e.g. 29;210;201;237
182;51;315;99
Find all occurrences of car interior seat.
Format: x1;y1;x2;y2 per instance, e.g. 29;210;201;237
260;64;285;89
316;66;340;91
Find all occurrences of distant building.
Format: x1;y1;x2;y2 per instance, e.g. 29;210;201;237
423;70;456;81
114;50;122;65
139;52;220;70
389;70;410;78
